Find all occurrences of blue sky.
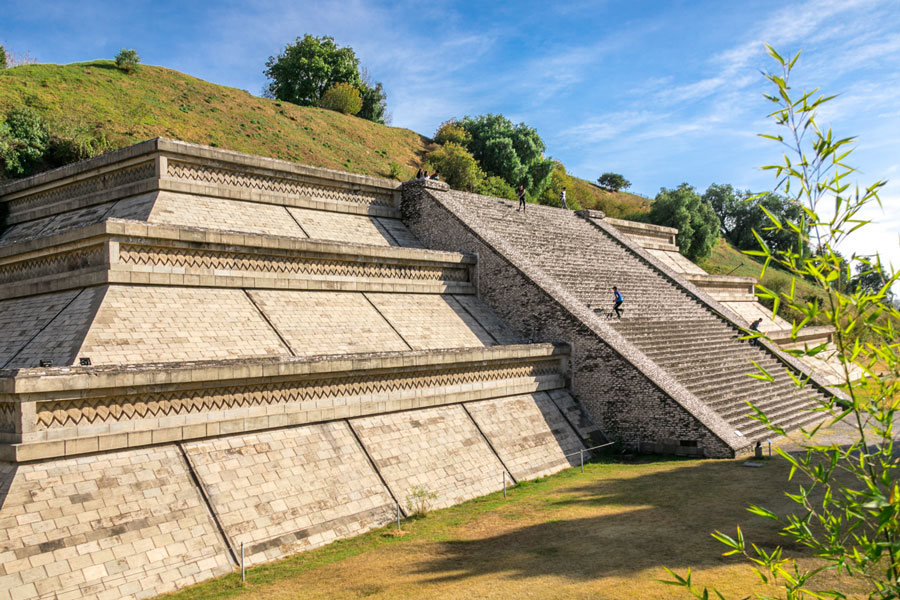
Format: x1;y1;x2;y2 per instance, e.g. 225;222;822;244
4;0;900;265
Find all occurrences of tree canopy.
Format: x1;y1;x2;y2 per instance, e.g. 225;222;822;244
454;114;554;198
704;183;809;257
597;172;630;192
647;183;720;261
264;35;386;123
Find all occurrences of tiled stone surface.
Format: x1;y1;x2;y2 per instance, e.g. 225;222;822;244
76;286;290;364
366;293;497;349
465;393;583;481
645;248;706;275
0;290;82;368
7;287;107;369
351;405;508;511
248;290;410;356
149;192;306;238
547;389;606;444
0;446;232;600
286;208;392;246
375;217;424;248
183;423;396;566
452;295;522;344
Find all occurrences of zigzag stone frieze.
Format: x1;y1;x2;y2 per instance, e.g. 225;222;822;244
34;361;560;430
166;160;395;208
5;161;156;220
0;244;106;285
0;402;14;432
118;244;469;282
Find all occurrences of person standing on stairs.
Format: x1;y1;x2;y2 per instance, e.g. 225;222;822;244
517;185;527;212
613;286;624;319
560;186;568;209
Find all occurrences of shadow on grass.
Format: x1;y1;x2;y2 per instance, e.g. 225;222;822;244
413;458;800;583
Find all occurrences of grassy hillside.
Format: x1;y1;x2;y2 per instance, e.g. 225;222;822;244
0;60;650;218
0;61;434;179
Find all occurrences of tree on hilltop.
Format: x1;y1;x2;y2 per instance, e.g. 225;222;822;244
455;114;554;198
647;183;719;261
114;49;140;74
597;172;630;192
264;34;387;123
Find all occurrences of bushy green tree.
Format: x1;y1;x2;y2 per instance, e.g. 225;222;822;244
0;45;7;69
666;46;899;600
704;183;809;256
597;172;630;192
425;142;481;191
264;35;387;124
434;119;471;146
476;175;517;200
318;82;362;115
648;183;719;261
456;114;554;197
114;49;140;73
359;80;387;124
0;108;49;177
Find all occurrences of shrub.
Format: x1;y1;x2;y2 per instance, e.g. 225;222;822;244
318;82;362;115
0;108;49;177
406;485;437;517
425;142;482;191
0;45;6;69
434;119;471;146
476;175;517;200
388;160;403;180
114;48;140;73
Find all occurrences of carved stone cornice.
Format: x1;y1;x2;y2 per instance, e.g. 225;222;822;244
0;343;570;461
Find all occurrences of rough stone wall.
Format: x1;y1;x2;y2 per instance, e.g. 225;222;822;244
401;183;734;458
465;392;582;481
0;445;232;600
182;423;396;567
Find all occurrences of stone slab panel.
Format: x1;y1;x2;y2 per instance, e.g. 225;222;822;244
8;286;106;370
465;393;583;481
375;217;424;248
149;191;306;239
0;290;83;368
0;445;232;600
76;286;290;365
182;422;396;566
452;295;523;344
351;405;508;511
248;290;410;356
645;248;706;275
286;207;392;246
547;389;607;444
365;293;496;349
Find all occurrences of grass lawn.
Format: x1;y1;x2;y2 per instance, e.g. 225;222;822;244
160;456;868;600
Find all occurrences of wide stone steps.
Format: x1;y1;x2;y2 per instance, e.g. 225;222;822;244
446;192;828;448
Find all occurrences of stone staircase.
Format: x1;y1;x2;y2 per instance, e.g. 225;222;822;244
401;185;832;450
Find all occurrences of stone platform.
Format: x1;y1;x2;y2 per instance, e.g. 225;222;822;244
0;140;602;599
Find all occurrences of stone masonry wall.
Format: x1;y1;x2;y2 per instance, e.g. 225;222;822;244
0;445;232;600
465;392;583;481
182;423;396;567
401;182;734;458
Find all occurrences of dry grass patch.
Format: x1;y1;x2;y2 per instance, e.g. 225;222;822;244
161;457;869;600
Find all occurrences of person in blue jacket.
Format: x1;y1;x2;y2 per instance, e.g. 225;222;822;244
613;286;624;319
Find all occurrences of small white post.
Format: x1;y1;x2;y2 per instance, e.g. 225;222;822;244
241;542;245;582
396;501;401;530
503;471;507;499
580;449;584;473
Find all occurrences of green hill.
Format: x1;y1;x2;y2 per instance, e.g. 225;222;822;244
0;60;648;217
0;61;433;179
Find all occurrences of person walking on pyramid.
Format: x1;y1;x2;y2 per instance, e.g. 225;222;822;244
612;286;624;319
